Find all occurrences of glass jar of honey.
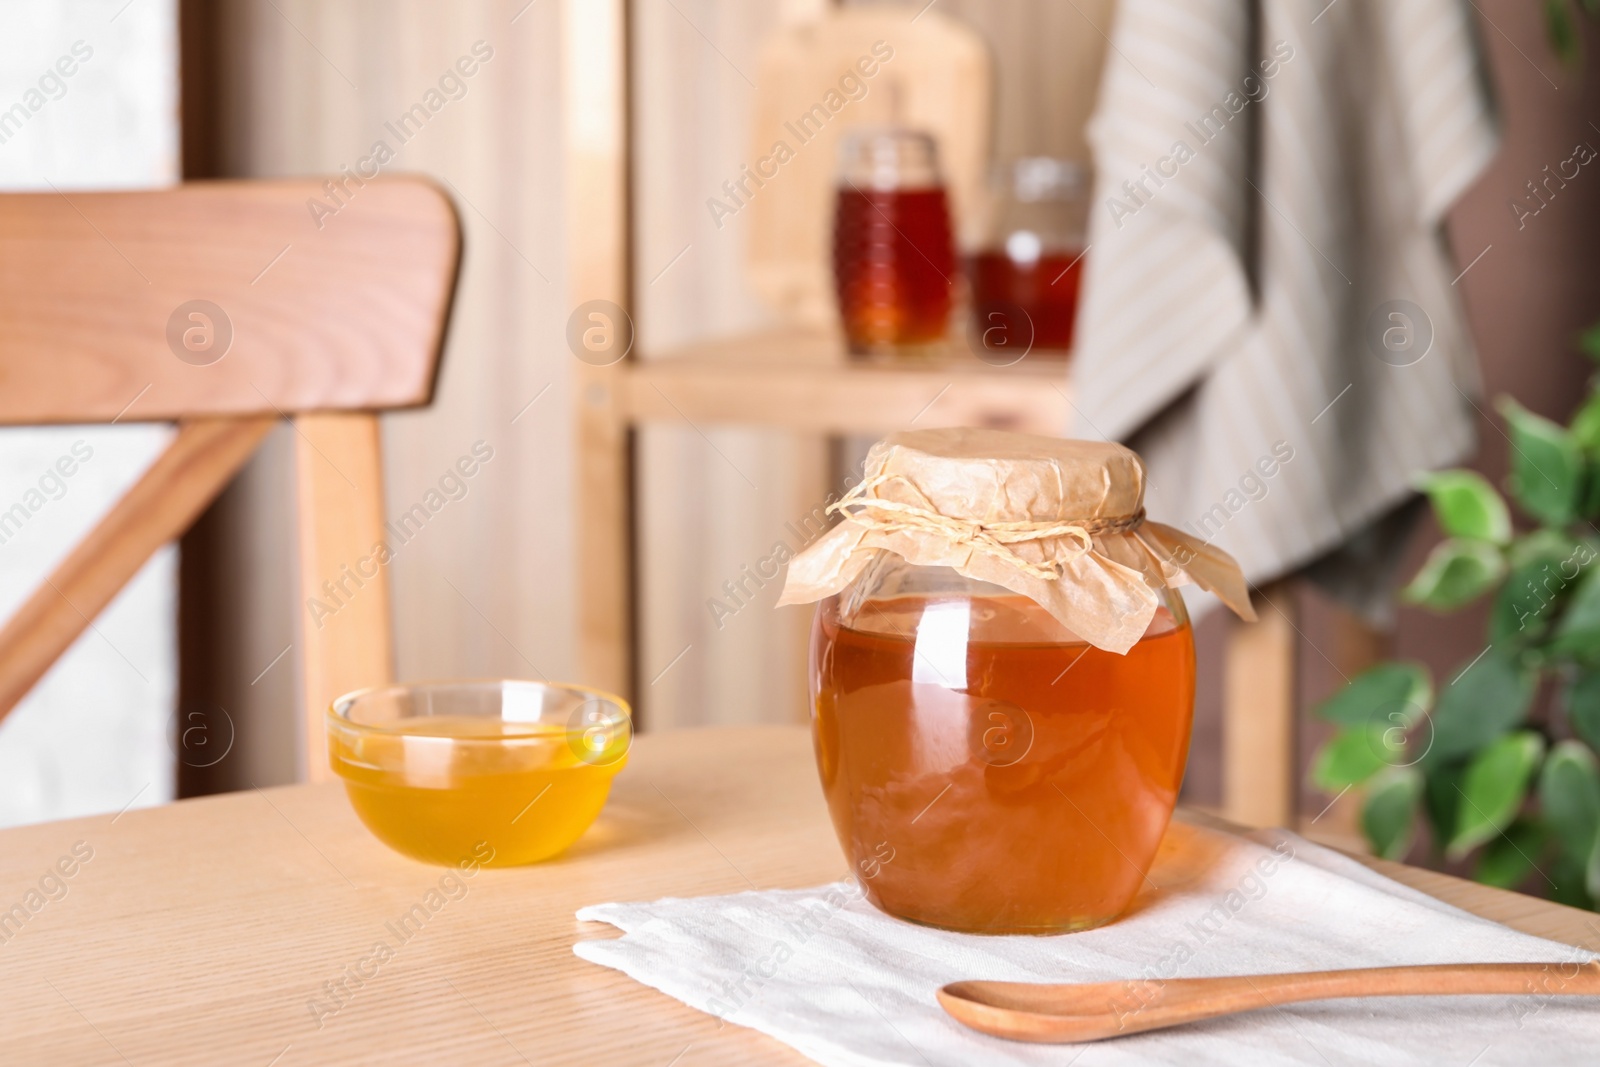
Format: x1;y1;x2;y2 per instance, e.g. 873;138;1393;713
778;429;1254;935
967;157;1089;357
831;128;956;359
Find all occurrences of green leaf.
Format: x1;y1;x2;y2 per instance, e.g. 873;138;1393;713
1400;538;1506;611
1547;0;1581;67
1491;534;1591;643
1575;390;1600;512
1448;731;1545;859
1361;766;1423;860
1492;557;1563;643
1426;647;1535;763
1550;566;1600;658
1588;839;1600;901
1474;819;1547;889
1566;670;1600;752
1311;726;1402;791
1498;397;1584;527
1312;662;1432;729
1508;528;1585;568
1581;467;1600;520
1583;324;1600;364
1570;390;1600;454
1549;853;1595;909
1539;740;1600;875
1416;470;1512;545
1421;762;1464;856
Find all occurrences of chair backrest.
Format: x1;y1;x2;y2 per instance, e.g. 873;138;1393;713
0;177;461;782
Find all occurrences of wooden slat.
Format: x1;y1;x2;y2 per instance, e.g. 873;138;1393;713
624;357;1073;434
0;178;459;424
574;376;633;700
0;417;275;723
565;0;634;702
0;726;1592;1065
1223;580;1299;827
787;440;831;724
293;413;394;783
623;329;1073;434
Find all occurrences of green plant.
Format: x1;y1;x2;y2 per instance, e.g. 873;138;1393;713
1309;325;1600;908
1546;0;1600;68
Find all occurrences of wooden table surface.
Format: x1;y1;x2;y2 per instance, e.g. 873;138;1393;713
3;725;1596;1066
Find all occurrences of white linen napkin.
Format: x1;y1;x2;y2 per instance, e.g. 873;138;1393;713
574;822;1600;1066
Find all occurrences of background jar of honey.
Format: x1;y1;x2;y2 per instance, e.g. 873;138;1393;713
831;128;956;358
966;157;1088;357
809;553;1196;935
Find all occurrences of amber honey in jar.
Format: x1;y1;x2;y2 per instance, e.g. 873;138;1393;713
967;158;1089;356
778;429;1253;935
831;128;956;358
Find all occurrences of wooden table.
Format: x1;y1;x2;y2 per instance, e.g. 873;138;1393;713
4;726;1595;1066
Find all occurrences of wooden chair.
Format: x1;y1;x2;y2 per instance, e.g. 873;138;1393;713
0;177;461;783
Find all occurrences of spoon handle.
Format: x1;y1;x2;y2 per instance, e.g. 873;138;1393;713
940;961;1600;1043
1144;961;1600;1015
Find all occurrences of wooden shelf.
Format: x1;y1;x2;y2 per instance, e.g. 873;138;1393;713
615;329;1073;435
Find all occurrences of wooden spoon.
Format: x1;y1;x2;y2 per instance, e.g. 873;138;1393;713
939;961;1600;1043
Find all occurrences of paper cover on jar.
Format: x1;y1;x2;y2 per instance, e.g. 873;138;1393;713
776;428;1255;654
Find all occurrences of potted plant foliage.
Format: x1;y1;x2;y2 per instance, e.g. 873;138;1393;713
1310;328;1600;909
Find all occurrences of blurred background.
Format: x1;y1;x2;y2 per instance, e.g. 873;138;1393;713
3;0;1599;894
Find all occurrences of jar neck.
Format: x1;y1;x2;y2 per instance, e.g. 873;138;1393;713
836;555;1188;646
836;128;944;191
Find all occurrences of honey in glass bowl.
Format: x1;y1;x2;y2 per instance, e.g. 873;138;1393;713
327;680;630;867
812;568;1195;934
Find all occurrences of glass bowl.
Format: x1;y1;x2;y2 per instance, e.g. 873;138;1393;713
327;680;630;866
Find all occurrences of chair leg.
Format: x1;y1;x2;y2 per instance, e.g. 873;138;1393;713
1223;580;1297;827
293;412;394;782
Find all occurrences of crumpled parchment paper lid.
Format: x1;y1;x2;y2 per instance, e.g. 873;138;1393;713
776;427;1255;654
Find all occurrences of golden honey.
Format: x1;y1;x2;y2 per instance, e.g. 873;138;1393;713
812;593;1195;933
329;714;625;866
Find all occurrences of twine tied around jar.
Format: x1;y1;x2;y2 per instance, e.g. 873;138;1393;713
825;473;1147;581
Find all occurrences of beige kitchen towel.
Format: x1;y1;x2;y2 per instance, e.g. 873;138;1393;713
1072;0;1497;610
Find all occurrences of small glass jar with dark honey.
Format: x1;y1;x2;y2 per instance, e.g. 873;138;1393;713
832;128;956;358
779;429;1254;934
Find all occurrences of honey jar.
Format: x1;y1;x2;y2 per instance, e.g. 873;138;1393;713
832;128;956;358
779;429;1254;934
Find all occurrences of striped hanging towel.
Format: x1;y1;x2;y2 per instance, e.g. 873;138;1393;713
1071;0;1498;618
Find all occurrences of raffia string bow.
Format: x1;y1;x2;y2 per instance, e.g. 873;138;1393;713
826;473;1146;581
